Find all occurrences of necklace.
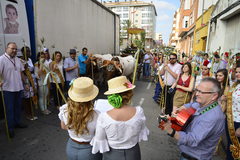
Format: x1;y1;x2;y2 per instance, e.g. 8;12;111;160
200;102;218;115
5;55;17;70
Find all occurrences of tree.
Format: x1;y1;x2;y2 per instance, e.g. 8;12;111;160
122;20;133;46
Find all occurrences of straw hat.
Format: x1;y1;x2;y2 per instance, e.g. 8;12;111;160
104;76;135;95
68;77;99;102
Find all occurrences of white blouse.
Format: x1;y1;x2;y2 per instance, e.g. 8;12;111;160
58;104;99;142
232;84;240;122
91;106;149;154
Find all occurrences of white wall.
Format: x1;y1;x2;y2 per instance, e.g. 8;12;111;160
35;0;119;56
197;0;218;18
207;0;240;53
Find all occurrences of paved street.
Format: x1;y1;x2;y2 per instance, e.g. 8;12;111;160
0;79;224;160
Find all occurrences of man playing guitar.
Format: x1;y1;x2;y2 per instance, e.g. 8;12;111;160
161;77;225;160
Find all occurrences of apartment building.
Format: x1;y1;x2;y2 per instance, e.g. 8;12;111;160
178;0;199;56
104;1;157;49
207;0;240;54
169;9;180;51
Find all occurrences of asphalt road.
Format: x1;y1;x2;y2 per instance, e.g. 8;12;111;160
0;79;224;160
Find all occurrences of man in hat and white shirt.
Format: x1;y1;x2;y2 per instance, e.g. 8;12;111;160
0;42;27;138
64;49;79;91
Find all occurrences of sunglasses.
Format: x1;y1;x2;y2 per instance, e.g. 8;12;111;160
169;58;176;60
194;88;216;94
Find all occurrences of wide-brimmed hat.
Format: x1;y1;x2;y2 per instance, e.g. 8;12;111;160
68;77;99;102
104;76;135;95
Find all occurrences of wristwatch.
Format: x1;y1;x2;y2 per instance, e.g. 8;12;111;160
167;129;176;137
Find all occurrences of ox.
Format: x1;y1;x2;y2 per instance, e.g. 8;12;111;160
101;55;136;82
87;54;113;86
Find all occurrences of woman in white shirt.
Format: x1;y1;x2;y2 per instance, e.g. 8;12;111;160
226;65;240;160
58;77;102;160
50;51;65;108
91;76;149;160
35;52;51;115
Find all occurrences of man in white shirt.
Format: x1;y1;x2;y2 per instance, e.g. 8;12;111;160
0;42;27;138
159;53;182;115
143;51;152;79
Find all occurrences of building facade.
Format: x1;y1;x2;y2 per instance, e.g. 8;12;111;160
169;9;180;51
207;0;240;54
178;0;199;56
104;1;157;49
192;0;218;54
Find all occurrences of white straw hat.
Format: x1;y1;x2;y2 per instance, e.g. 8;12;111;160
104;76;135;95
68;77;99;102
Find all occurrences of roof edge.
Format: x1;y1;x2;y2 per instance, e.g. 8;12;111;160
91;0;119;16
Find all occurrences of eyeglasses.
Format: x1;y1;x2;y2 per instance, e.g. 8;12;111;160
8;47;17;51
194;88;216;94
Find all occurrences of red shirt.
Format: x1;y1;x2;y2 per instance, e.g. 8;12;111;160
177;75;191;92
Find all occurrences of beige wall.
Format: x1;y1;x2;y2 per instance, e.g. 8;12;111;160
35;0;119;56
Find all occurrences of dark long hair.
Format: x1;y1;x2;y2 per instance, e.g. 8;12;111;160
216;69;229;89
216;69;229;96
181;62;192;76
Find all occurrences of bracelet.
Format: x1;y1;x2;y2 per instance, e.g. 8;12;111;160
167;129;176;137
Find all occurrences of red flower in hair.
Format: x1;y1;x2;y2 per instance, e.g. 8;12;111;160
124;82;133;88
203;60;209;66
224;52;229;57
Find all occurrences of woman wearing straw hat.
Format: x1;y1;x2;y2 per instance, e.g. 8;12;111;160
58;77;102;160
91;76;149;160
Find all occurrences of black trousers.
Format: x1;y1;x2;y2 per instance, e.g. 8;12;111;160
160;85;175;115
51;83;64;107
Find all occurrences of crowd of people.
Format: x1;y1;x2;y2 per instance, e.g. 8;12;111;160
0;41;240;160
0;42;93;138
146;50;240;160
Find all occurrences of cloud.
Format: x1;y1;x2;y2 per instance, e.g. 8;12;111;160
158;14;170;21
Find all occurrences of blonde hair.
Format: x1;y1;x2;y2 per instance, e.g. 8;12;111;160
119;90;133;105
67;98;95;135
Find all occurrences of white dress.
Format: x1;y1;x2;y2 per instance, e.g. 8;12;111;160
232;84;240;123
91;106;149;154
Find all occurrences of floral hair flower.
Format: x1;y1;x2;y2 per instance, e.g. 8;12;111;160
108;94;122;108
124;82;133;88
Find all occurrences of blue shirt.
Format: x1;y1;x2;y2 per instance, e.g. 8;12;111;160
178;102;225;160
78;54;88;74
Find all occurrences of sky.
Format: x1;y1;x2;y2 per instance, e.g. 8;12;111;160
141;0;180;44
98;0;180;44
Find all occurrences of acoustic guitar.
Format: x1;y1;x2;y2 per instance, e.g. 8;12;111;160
158;107;196;131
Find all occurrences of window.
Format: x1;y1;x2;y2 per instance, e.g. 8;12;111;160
135;20;138;23
141;6;151;11
183;16;189;28
116;7;122;12
142;13;151;18
142;20;148;24
123;7;129;11
122;13;128;18
185;21;188;28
